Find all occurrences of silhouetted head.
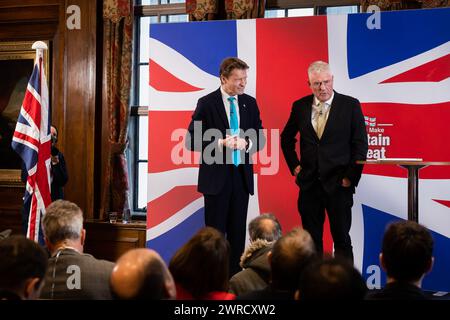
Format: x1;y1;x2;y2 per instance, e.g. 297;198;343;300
110;248;176;300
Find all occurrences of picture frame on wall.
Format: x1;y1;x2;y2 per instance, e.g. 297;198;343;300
0;41;50;185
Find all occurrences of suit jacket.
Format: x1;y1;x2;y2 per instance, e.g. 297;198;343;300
365;282;429;300
50;149;68;201
40;248;114;300
281;91;368;194
20;149;68;201
186;88;265;195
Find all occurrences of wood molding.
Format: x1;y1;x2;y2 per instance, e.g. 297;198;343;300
0;170;23;188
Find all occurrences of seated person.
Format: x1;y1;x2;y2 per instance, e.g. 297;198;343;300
169;227;235;300
229;213;282;296
39;200;114;299
296;257;367;300
0;235;48;300
110;248;176;300
238;228;317;300
366;220;434;300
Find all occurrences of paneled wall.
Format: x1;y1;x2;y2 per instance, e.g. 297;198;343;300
0;0;102;232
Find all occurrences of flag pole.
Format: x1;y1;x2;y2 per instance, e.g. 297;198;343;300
32;41;47;81
32;41;48;53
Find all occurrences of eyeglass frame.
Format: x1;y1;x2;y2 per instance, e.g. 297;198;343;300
309;79;333;89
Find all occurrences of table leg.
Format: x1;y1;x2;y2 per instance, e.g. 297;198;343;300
400;165;426;223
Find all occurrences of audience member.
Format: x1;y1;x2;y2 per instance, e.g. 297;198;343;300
39;200;115;299
110;248;176;300
366;220;434;300
169;227;235;300
297;257;367;300
238;228;316;300
229;213;282;295
0;235;48;300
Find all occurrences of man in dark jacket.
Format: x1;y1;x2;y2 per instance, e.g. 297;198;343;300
186;57;265;275
281;61;368;262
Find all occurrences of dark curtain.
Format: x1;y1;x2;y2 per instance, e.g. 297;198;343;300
103;0;133;217
361;0;448;11
186;0;265;20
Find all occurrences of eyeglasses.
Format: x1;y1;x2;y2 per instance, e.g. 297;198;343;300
310;79;332;88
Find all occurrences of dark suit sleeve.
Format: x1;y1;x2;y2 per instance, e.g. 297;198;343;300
281;103;301;175
246;99;265;155
52;152;68;187
344;99;368;186
185;96;224;155
186;98;207;152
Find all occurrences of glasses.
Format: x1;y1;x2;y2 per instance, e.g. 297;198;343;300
310;79;332;88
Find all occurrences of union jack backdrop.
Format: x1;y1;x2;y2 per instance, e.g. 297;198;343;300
147;8;450;292
11;48;51;243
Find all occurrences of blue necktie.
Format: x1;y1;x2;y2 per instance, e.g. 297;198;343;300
228;97;240;166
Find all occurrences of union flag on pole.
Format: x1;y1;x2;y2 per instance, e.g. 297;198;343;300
11;42;51;243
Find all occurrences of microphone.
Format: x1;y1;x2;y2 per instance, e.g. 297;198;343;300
319;110;323;116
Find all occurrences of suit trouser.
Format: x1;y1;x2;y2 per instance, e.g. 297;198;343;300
204;165;249;277
298;179;354;262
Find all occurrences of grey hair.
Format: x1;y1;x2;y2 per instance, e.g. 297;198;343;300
42;200;83;244
248;213;282;242
307;61;332;78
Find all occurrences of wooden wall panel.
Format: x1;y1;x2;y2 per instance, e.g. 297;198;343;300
0;6;59;22
0;0;146;259
0;0;100;232
57;0;98;219
84;221;147;262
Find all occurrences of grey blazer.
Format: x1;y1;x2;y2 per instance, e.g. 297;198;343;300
40;248;114;300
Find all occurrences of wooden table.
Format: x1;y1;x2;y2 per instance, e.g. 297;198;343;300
357;160;450;222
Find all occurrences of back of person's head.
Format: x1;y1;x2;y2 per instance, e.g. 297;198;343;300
381;220;434;283
297;257;367;300
0;235;48;299
110;248;176;300
248;213;282;242
169;227;230;299
270;228;316;292
42;200;83;246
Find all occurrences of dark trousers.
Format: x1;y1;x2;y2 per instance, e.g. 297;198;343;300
298;180;354;262
204;165;249;277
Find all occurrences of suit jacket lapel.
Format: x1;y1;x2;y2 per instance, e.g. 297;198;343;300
213;88;229;130
321;91;339;139
304;95;318;140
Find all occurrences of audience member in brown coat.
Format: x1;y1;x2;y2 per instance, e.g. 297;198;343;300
229;213;282;295
238;228;316;300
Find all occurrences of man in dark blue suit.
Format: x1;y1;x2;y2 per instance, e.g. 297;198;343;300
281;61;368;262
186;57;265;275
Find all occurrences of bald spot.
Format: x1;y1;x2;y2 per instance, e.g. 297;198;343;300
110;248;166;299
